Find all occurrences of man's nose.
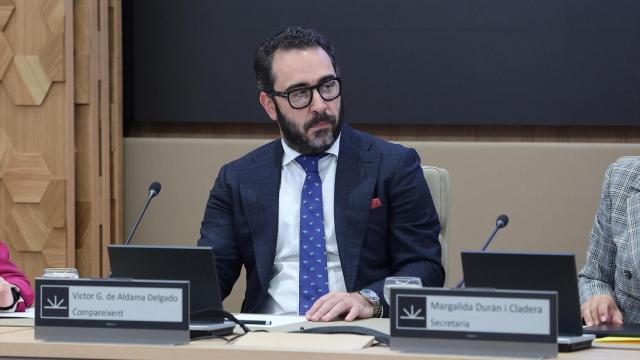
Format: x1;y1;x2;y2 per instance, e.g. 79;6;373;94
308;88;328;113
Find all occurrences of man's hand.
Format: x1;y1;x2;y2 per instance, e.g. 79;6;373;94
0;277;14;308
305;291;373;322
581;294;623;326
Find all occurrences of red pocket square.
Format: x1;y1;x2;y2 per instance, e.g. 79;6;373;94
370;198;383;209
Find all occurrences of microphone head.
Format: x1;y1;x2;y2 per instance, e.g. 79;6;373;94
496;214;509;228
148;181;162;198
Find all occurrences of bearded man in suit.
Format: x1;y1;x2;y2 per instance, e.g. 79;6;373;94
198;26;443;321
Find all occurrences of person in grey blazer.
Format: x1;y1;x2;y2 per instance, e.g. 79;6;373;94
198;27;443;321
578;156;640;325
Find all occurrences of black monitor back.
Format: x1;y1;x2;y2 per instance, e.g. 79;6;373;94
461;251;582;336
108;245;223;321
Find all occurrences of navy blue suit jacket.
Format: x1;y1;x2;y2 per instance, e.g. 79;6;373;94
198;124;444;314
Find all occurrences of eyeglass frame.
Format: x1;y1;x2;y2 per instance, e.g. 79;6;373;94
269;77;342;109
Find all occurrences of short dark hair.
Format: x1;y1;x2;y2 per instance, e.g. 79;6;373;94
253;26;339;93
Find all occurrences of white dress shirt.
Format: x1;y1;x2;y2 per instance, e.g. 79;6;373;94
259;135;347;314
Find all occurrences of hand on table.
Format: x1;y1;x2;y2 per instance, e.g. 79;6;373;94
305;291;373;322
0;277;14;308
581;294;623;326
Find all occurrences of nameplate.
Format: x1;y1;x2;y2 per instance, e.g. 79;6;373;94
390;287;557;358
35;278;189;344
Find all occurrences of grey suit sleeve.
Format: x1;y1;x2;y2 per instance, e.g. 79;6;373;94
578;163;616;303
197;165;242;299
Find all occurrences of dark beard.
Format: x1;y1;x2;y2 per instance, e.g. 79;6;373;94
275;103;342;155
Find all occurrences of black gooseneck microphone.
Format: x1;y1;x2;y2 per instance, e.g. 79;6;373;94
455;214;509;288
108;182;161;278
124;181;162;246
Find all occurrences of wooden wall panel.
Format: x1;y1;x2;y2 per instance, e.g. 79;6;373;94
108;0;123;255
74;0;98;277
0;0;122;283
0;1;16;31
74;0;116;277
0;0;74;281
126;122;640;143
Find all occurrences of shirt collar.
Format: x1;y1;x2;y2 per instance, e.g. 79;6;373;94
281;133;341;166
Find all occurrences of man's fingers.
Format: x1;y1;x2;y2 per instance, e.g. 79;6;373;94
308;294;342;321
320;301;350;322
344;306;361;322
307;292;374;322
306;294;329;318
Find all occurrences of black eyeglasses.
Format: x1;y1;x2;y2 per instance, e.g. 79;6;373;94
271;77;341;109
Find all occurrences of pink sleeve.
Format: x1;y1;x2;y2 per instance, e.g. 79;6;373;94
0;242;34;311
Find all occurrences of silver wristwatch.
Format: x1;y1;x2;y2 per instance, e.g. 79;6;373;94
359;288;382;317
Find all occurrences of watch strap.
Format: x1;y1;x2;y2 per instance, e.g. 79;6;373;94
359;288;382;317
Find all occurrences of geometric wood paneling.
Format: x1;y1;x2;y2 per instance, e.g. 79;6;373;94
73;0;89;104
2;55;52;105
0;0;74;284
40;178;65;228
73;0;100;277
0;32;11;78
74;0;121;277
39;33;64;81
41;228;67;267
6;204;50;252
0;0;122;284
1;152;52;203
108;0;124;262
0;129;10;164
0;0;14;31
74;199;92;275
41;0;64;34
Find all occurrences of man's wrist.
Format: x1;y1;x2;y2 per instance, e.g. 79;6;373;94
358;288;382;318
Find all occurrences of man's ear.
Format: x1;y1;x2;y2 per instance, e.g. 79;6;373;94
259;92;278;122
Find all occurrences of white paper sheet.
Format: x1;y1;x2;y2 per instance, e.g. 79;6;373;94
0;307;34;318
233;313;306;328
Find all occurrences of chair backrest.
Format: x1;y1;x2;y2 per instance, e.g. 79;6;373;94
617;155;639;163
422;166;451;280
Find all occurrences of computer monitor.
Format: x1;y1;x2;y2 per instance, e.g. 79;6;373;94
461;251;582;336
108;245;224;322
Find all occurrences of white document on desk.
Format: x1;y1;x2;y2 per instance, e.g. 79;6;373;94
234;313;306;327
0;308;34;318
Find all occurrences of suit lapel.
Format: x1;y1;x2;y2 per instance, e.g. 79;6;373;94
239;141;282;291
334;125;379;291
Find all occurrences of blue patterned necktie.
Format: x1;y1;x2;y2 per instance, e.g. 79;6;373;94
296;154;330;314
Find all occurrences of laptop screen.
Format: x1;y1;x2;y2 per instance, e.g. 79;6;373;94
461;251;582;336
108;245;224;322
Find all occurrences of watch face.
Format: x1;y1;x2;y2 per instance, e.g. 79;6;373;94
360;289;371;299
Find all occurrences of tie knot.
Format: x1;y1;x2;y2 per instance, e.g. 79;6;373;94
295;154;328;173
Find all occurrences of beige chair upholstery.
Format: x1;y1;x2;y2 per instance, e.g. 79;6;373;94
422;166;451;279
617;155;639;163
